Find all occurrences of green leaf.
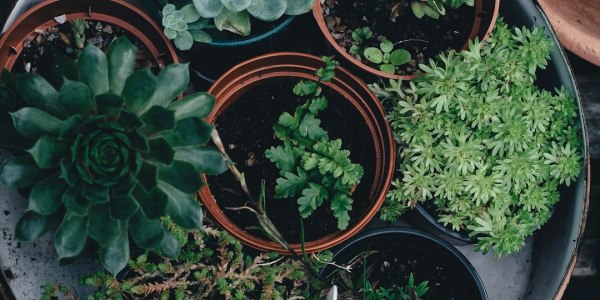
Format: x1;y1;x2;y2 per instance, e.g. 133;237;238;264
189;29;213;43
78;44;109;97
380;40;393;53
27;135;68;169
54;212;88;262
11;107;64;140
162;117;213;147
115;111;143;130
99;220;129;276
390;49;411;66
214;8;251;36
28;173;67;215
265;145;296;174
15;210;59;241
158;160;204;194
163;4;176;15
110;194;139;220
60;159;78;187
174;31;194;51
364;47;383;64
95;93;125;120
164;28;177;40
411;1;425;18
222;0;252;12
297;183;328;218
45;55;79;89
188;18;210;30
158;229;181;259
141;106;175;135
167;92;215;120
15;73;67;118
107;37;136;95
136;162;158;192
122;69;157;113
181;4;201;22
308;96;328;114
380;64;396;74
173;146;227;175
293;80;319;96
247;0;287;21
159;181;203;229
128;209;165;249
193;0;224;18
63;184;92;216
0;119;33;151
277;112;298;128
57;79;94;117
141;64;190;113
59;115;83;140
133;185;168;219
87;204;121;246
81;184;109;204
275;168;309;198
285;0;314;15
0;156;45;188
144;138;175;165
299;113;327;139
331;192;352;230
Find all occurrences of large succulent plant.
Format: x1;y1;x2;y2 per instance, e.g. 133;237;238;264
161;0;314;50
0;37;227;275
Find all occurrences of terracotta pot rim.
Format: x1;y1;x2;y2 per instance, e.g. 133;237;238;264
0;0;178;70
313;0;500;80
203;52;395;254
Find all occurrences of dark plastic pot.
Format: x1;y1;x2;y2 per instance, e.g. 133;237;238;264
144;0;296;48
313;0;499;80
202;52;395;254
322;227;487;300
0;0;178;70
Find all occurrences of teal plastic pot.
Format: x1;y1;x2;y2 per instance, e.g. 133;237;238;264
144;0;296;48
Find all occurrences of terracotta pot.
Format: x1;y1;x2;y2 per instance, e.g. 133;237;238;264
203;52;395;254
0;0;178;70
538;0;600;67
313;0;500;80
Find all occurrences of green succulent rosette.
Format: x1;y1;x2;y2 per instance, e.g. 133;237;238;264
0;37;227;275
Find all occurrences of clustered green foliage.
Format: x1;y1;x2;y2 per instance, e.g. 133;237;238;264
410;0;473;19
363;273;429;300
370;21;583;257
349;27;411;75
160;0;314;49
45;220;330;300
265;57;365;230
0;37;228;275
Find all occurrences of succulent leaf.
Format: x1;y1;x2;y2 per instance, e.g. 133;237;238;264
174;31;194;50
285;0;314;15
167;92;215;120
109;194;139;220
214;8;251;36
87;204;121;245
78;45;109;97
142;64;190;113
99;220;129;276
159;182;203;230
158;229;181;259
0;156;46;188
11;107;64;140
247;0;287;21
173;146;228;175
15;210;59;242
145;138;175;165
15;73;67;119
158;160;204;194
128;210;165;249
28;173;67;215
81;184;109;204
133;185;168;219
107;37;136;95
122;69;158;113
28;135;68;169
140;106;176;135
54;212;88;262
162;117;213;147
62;184;92;216
57;79;94;118
181;4;202;23
222;0;253;12
193;0;225;18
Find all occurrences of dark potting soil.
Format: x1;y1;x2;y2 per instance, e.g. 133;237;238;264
206;78;376;244
322;0;475;75
14;20;158;75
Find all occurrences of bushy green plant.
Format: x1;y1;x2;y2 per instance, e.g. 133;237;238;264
370;21;583;257
266;57;364;230
410;0;474;19
43;219;331;300
0;37;227;275
349;27;411;75
161;0;314;49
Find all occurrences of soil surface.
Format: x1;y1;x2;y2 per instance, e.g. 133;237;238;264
207;78;376;243
322;0;475;75
14;20;157;75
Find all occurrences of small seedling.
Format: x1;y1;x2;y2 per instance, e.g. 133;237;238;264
364;40;411;74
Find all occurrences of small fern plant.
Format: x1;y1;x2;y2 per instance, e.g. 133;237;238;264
265;57;364;230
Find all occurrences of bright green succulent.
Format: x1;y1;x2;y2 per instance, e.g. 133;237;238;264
162;3;213;50
410;0;473;19
0;37;227;275
160;0;313;49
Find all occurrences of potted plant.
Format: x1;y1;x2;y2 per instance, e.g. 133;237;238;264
146;0;314;49
0;0;178;72
320;227;487;299
369;19;585;256
0;36;228;278
313;0;499;79
200;52;395;253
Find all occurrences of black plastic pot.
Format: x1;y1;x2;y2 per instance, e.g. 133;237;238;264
322;227;487;299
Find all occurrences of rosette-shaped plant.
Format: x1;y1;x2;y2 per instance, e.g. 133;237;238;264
0;37;227;275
